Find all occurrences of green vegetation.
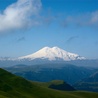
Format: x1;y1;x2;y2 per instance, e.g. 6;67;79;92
33;80;75;91
0;68;98;98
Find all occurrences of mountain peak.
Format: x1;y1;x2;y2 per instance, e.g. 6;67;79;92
42;46;51;49
52;46;63;51
52;46;60;49
19;46;85;61
41;46;61;50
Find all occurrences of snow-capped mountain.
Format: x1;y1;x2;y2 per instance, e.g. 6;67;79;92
19;46;85;61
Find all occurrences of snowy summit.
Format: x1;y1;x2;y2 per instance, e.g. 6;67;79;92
19;46;85;61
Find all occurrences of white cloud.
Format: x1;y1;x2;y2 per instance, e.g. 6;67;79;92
60;10;98;28
0;0;42;32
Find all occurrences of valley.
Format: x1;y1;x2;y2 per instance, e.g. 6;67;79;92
0;68;98;98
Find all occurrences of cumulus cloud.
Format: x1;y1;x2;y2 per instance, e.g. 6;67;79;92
0;0;42;32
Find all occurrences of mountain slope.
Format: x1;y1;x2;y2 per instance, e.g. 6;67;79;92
33;80;75;91
6;64;95;85
0;68;98;98
74;71;98;92
45;80;75;91
84;71;98;82
19;46;85;61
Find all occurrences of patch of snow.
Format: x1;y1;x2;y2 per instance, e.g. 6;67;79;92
19;46;86;61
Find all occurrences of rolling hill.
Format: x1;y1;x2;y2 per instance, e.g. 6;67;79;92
0;68;98;98
33;80;75;91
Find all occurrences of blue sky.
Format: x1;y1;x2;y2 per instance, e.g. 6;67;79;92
0;0;98;59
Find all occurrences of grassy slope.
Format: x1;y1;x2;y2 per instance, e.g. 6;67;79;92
32;80;75;91
0;68;98;98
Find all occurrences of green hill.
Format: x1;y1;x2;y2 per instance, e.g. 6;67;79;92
33;80;75;91
0;68;98;98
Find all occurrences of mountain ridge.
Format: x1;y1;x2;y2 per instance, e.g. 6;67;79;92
19;46;85;61
74;71;98;92
1;68;98;98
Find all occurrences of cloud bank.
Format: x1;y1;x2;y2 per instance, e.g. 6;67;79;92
61;11;98;28
0;0;42;32
0;0;98;33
